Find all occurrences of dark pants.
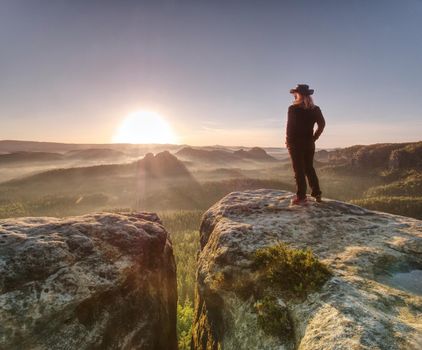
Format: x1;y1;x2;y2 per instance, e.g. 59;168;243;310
287;141;322;200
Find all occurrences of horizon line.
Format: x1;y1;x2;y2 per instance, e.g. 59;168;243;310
1;138;421;150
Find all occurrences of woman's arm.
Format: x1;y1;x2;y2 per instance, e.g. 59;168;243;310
286;105;295;146
313;106;326;141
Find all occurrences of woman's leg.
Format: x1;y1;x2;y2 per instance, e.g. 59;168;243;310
304;142;322;197
288;145;307;199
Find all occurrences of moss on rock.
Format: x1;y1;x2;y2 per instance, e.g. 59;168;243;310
254;295;293;339
252;242;331;299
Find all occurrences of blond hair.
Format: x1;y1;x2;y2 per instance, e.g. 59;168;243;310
294;94;315;109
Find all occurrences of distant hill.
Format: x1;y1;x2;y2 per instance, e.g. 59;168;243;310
0;151;196;198
314;149;329;162
175;147;237;164
364;171;422;197
0;140;289;163
318;141;422;218
64;148;126;160
325;141;422;171
0;148;128;166
140;151;195;178
0;151;64;164
0;140;184;154
176;146;276;164
233;147;277;161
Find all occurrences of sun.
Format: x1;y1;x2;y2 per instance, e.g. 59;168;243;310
112;110;179;144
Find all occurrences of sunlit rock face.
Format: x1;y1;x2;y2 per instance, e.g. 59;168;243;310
0;212;178;350
191;189;422;350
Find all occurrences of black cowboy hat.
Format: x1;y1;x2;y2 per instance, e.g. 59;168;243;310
289;84;314;95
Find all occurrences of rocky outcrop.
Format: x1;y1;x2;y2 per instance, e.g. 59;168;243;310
0;212;178;350
324;141;422;171
388;142;422;171
139;151;194;178
192;189;422;349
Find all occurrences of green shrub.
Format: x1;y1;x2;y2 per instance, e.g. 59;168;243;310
177;299;195;350
250;243;331;338
253;242;331;299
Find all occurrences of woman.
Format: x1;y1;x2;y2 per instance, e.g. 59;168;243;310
285;84;326;205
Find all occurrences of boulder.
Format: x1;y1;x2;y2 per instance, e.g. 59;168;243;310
191;189;422;350
0;212;178;350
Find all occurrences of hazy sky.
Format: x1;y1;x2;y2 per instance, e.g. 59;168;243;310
0;0;421;148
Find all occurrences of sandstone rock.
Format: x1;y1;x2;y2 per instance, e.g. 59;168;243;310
192;189;422;350
0;212;177;350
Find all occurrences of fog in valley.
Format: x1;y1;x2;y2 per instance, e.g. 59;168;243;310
0;140;420;220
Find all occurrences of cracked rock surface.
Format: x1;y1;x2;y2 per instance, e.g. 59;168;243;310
0;211;177;350
191;189;422;350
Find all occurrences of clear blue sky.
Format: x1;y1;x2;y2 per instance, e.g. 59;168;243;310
0;0;421;147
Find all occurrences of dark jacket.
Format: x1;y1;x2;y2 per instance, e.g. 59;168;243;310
286;104;325;147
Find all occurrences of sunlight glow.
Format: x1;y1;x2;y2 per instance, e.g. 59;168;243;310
112;110;179;144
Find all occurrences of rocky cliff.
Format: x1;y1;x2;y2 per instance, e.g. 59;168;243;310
191;189;422;350
0;212;178;350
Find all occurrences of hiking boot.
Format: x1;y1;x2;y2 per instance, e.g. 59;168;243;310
314;195;322;203
290;196;308;205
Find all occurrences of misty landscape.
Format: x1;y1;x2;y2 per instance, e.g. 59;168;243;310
1;139;420;219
